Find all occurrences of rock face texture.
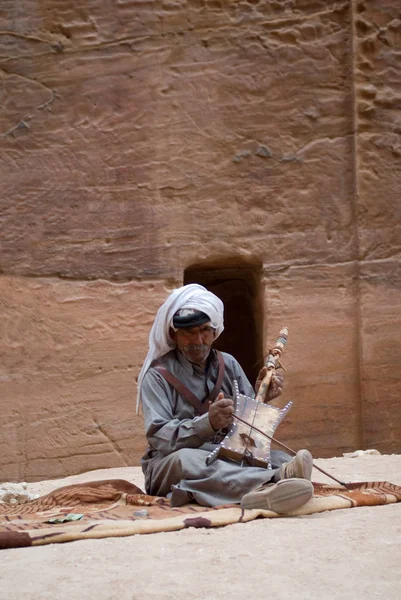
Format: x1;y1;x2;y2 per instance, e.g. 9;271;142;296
0;1;400;481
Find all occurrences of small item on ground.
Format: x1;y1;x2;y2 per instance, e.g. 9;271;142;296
45;513;84;524
343;449;381;458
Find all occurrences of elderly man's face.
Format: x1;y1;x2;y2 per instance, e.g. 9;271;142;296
172;323;216;365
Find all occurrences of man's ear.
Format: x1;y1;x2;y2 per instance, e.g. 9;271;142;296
169;327;177;342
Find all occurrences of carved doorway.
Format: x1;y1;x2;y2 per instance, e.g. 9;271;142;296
184;261;264;386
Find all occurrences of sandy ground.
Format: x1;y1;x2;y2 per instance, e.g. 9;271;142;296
0;453;400;600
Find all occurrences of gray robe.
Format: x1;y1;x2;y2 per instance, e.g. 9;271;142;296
141;349;290;507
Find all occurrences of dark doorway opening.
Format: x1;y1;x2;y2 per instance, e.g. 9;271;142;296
184;260;264;386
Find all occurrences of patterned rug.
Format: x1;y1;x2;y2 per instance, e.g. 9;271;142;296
1;479;400;550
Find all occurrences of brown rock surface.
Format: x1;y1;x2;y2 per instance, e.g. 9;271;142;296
0;1;400;481
0;276;168;481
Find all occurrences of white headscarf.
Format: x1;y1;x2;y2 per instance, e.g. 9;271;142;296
136;283;224;413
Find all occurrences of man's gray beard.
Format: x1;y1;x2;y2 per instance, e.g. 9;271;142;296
184;344;208;352
182;344;211;364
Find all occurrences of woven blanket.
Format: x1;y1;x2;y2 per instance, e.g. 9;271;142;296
1;479;400;550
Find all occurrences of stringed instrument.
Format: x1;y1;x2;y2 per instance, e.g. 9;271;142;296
206;327;292;469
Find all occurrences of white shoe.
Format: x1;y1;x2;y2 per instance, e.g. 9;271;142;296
241;478;313;513
280;449;313;481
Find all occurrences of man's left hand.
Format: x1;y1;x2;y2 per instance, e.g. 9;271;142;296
255;367;284;402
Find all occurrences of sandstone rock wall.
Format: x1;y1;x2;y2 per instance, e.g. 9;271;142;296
1;1;400;481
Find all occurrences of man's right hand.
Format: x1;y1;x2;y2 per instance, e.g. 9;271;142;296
208;392;234;430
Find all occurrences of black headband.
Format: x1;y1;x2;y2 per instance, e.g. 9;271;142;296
172;309;210;330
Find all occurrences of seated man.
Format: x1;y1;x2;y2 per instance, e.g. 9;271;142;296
137;283;314;513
